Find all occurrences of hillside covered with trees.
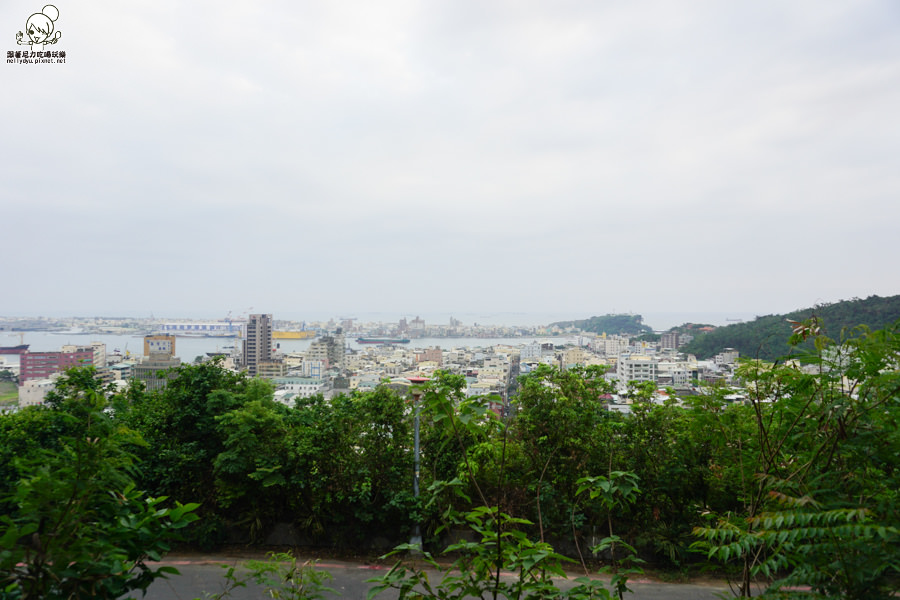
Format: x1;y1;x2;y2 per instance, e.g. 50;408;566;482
681;294;900;360
551;313;652;336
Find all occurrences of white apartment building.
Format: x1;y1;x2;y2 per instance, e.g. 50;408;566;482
306;342;330;367
520;342;542;361
715;348;740;366
446;350;470;364
343;353;365;371
483;355;510;369
18;377;57;407
657;361;693;387
616;354;658;384
301;359;327;379
283;353;304;369
477;365;509;382
272;377;329;402
593;335;630;357
560;347;605;369
467;380;503;398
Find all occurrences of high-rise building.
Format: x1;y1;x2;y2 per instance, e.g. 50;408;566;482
243;314;273;377
91;341;107;368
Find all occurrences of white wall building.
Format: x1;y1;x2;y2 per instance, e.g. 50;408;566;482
520;342;542;361
616;354;658;384
657;361;693;387
19;377;57;407
301;359;327;379
477;366;509;383
593;335;630;357
715;348;740;366
272;377;329;402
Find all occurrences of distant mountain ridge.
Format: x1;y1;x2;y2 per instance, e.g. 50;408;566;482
680;295;900;360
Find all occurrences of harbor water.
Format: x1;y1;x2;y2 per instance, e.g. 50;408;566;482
1;331;578;367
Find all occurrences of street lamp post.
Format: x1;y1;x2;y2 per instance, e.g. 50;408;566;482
407;376;429;549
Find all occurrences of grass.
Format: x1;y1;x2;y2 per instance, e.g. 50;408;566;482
0;381;18;405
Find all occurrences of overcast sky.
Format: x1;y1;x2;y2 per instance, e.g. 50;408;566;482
2;0;899;324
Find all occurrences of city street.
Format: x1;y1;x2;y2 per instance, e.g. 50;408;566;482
144;556;735;599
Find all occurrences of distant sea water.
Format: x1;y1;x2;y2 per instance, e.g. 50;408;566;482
274;311;761;331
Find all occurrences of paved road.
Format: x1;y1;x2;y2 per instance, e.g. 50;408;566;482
143;556;734;599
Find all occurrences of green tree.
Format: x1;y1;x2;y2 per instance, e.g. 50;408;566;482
341;386;415;536
0;406;73;506
615;400;708;567
118;360;257;546
0;368;198;599
213;393;291;541
513;365;615;539
370;371;644;600
210;384;416;545
693;320;900;598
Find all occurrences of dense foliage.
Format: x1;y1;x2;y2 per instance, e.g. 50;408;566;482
0;375;197;599
550;314;652;336
0;318;898;597
371;373;645;600
115;362;416;548
692;318;900;598
681;294;900;360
